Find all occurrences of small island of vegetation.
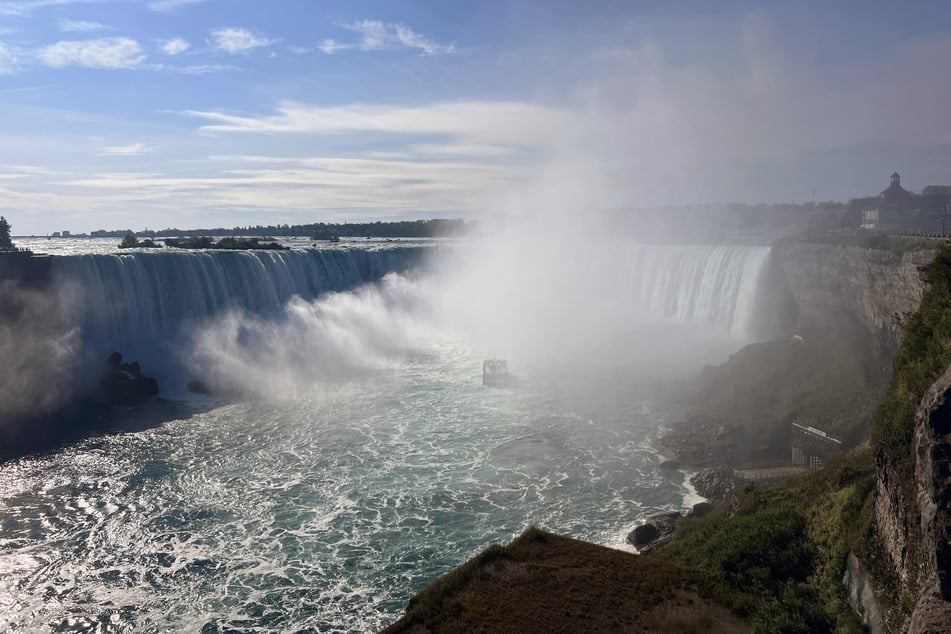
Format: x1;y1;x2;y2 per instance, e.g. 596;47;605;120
163;236;289;250
118;230;161;249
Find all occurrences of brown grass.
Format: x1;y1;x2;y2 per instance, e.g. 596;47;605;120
380;527;748;633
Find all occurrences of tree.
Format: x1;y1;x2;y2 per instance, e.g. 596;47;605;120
119;230;139;248
0;216;13;250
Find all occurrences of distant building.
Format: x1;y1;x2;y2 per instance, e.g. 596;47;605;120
61;230;71;237
851;171;951;232
791;423;842;470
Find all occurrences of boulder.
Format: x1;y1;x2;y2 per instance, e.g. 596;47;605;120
629;523;660;547
627;511;682;554
99;352;159;405
690;468;744;501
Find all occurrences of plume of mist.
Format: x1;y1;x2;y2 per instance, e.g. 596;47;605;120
426;152;761;377
182;273;436;400
180;144;767;396
179;161;764;398
0;281;80;429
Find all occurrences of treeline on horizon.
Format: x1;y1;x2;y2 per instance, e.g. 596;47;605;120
87;218;474;240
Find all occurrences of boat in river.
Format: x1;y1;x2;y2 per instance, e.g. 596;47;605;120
482;359;509;386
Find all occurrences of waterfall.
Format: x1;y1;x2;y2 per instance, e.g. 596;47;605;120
50;246;429;365
617;244;770;338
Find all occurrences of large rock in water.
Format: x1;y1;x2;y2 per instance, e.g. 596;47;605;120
627;511;682;554
99;352;160;405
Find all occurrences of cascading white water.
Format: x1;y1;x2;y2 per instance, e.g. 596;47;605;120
0;240;777;632
50;246;429;365
617;244;769;338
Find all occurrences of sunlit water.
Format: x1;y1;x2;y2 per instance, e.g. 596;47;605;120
0;342;687;632
0;237;765;632
14;237;439;257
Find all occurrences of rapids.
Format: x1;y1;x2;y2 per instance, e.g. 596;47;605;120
0;241;771;632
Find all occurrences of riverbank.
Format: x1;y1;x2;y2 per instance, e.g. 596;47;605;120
381;528;749;633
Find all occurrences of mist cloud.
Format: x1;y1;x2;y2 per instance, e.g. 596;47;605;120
0;281;80;428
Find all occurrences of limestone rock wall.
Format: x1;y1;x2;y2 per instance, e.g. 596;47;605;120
906;365;951;631
873;363;951;632
769;244;932;348
843;552;886;634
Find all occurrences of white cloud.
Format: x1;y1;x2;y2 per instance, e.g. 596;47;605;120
161;37;190;55
320;20;454;55
185;101;570;147
0;0;88;17
209;27;270;54
150;61;237;74
58;18;106;32
99;142;154;156
0;42;17;74
147;0;207;12
59;153;514;218
318;38;340;55
392;23;452;55
179;63;235;74
38;37;144;69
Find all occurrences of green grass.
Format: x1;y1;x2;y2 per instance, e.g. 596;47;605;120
871;244;951;473
778;231;944;255
655;241;951;629
653;449;877;633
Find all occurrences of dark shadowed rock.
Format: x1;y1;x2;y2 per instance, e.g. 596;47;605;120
629;523;660;547
99;352;160;405
627;511;682;554
690;468;744;501
187;380;212;394
907;578;951;634
690;502;715;518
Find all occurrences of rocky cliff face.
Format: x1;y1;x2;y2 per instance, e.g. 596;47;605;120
907;365;951;631
875;363;951;632
768;244;932;349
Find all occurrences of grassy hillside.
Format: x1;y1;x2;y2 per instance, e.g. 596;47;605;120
871;243;951;497
382;528;749;633
655;450;875;633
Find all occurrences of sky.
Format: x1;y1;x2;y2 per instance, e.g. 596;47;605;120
1;0;951;234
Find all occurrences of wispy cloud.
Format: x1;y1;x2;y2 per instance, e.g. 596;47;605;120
38;37;144;69
58;18;106;32
209;27;270;54
0;42;17;74
317;39;340;55
185;101;568;147
160;37;190;55
320;20;454;56
99;142;154;156
0;0;91;17
150;61;238;74
59;153;514;218
147;0;207;12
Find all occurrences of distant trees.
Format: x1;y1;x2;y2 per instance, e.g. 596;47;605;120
0;216;13;250
119;230;139;248
92;218;477;240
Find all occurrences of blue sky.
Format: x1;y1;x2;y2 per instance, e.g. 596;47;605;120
2;0;951;234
